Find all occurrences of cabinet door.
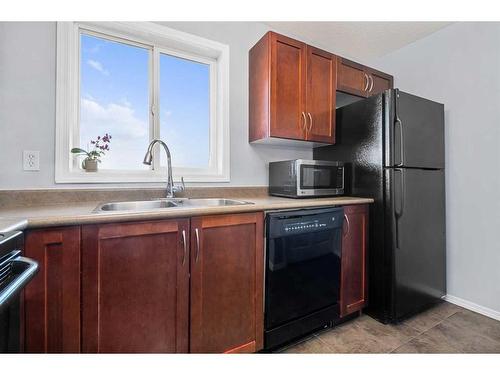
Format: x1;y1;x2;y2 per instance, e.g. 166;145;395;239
24;227;81;353
340;205;369;317
367;69;393;96
306;46;337;143
337;58;368;97
190;213;264;353
82;219;190;353
270;32;307;140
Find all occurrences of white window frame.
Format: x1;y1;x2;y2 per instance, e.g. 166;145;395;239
55;22;230;183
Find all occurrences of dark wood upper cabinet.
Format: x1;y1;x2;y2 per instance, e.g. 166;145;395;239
81;219;190;353
24;226;81;353
367;67;393;96
337;58;368;97
270;33;307;141
337;58;393;98
249;31;335;145
340;204;369;317
250;32;393;145
306;45;337;143
190;212;264;353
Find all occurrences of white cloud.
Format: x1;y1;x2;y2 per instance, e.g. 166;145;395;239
87;59;109;76
81;98;148;139
80;98;149;170
120;98;132;107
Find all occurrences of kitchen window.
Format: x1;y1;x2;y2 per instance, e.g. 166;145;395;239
55;22;229;183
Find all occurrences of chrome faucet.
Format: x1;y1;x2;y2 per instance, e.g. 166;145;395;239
143;139;185;198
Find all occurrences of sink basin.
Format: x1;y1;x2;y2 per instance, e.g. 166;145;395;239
177;198;253;207
94;198;253;212
97;199;180;212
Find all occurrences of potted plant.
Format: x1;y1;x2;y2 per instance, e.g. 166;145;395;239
71;133;112;172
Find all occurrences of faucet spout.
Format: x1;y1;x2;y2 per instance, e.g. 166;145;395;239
143;139;177;198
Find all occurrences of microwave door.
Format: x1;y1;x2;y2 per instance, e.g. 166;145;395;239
299;164;344;196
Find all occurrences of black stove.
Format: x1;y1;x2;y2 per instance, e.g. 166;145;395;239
0;231;38;352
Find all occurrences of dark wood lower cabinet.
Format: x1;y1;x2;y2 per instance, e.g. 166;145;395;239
190;212;264;353
81;219;190;353
23;206;368;353
340;204;369;317
24;226;81;353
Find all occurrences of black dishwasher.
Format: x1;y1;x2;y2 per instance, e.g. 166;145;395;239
264;207;343;350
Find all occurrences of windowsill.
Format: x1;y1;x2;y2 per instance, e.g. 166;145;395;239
55;169;230;184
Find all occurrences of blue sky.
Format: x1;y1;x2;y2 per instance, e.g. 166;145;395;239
80;33;210;170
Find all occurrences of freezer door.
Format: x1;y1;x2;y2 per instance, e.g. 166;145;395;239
385;168;446;321
386;90;445;169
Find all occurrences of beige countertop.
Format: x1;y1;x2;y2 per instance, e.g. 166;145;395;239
0;195;373;229
0;218;28;232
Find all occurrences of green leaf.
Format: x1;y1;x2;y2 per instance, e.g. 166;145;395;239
71;148;88;154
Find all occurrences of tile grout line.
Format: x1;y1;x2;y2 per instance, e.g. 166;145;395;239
314;332;338;353
389;311;461;353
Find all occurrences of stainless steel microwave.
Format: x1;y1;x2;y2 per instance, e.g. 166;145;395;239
269;160;345;198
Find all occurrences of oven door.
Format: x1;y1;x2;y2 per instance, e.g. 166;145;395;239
297;161;344;196
0;248;39;353
0;295;21;352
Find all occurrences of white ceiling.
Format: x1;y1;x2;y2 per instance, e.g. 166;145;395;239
265;22;452;62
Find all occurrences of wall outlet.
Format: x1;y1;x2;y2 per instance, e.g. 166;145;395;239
23;150;40;171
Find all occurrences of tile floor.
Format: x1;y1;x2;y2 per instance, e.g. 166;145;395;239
282;302;500;353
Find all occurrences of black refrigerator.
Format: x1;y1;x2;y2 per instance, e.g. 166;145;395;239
314;89;446;323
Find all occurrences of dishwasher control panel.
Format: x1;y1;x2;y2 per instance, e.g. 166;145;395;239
266;207;344;238
284;219;329;233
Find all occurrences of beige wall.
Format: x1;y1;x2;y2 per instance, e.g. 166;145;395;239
372;22;500;317
0;22;312;190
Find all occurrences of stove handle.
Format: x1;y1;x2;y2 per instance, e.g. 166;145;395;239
0;256;39;309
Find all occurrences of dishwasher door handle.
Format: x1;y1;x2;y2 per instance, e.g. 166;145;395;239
0;256;39;310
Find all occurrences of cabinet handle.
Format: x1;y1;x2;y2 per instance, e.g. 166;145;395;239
363;73;369;92
307;112;313;134
195;228;200;263
301;112;307;133
343;214;350;237
181;229;187;266
369;75;374;92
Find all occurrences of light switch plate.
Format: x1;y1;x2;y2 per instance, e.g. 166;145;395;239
23;150;40;171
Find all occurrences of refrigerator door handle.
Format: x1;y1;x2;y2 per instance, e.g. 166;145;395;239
394;168;405;248
394;90;405;167
395;118;405;167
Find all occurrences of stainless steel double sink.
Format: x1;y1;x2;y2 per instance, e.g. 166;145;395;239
93;198;254;213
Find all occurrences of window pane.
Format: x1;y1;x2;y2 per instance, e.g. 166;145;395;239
80;33;150;170
159;53;210;169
